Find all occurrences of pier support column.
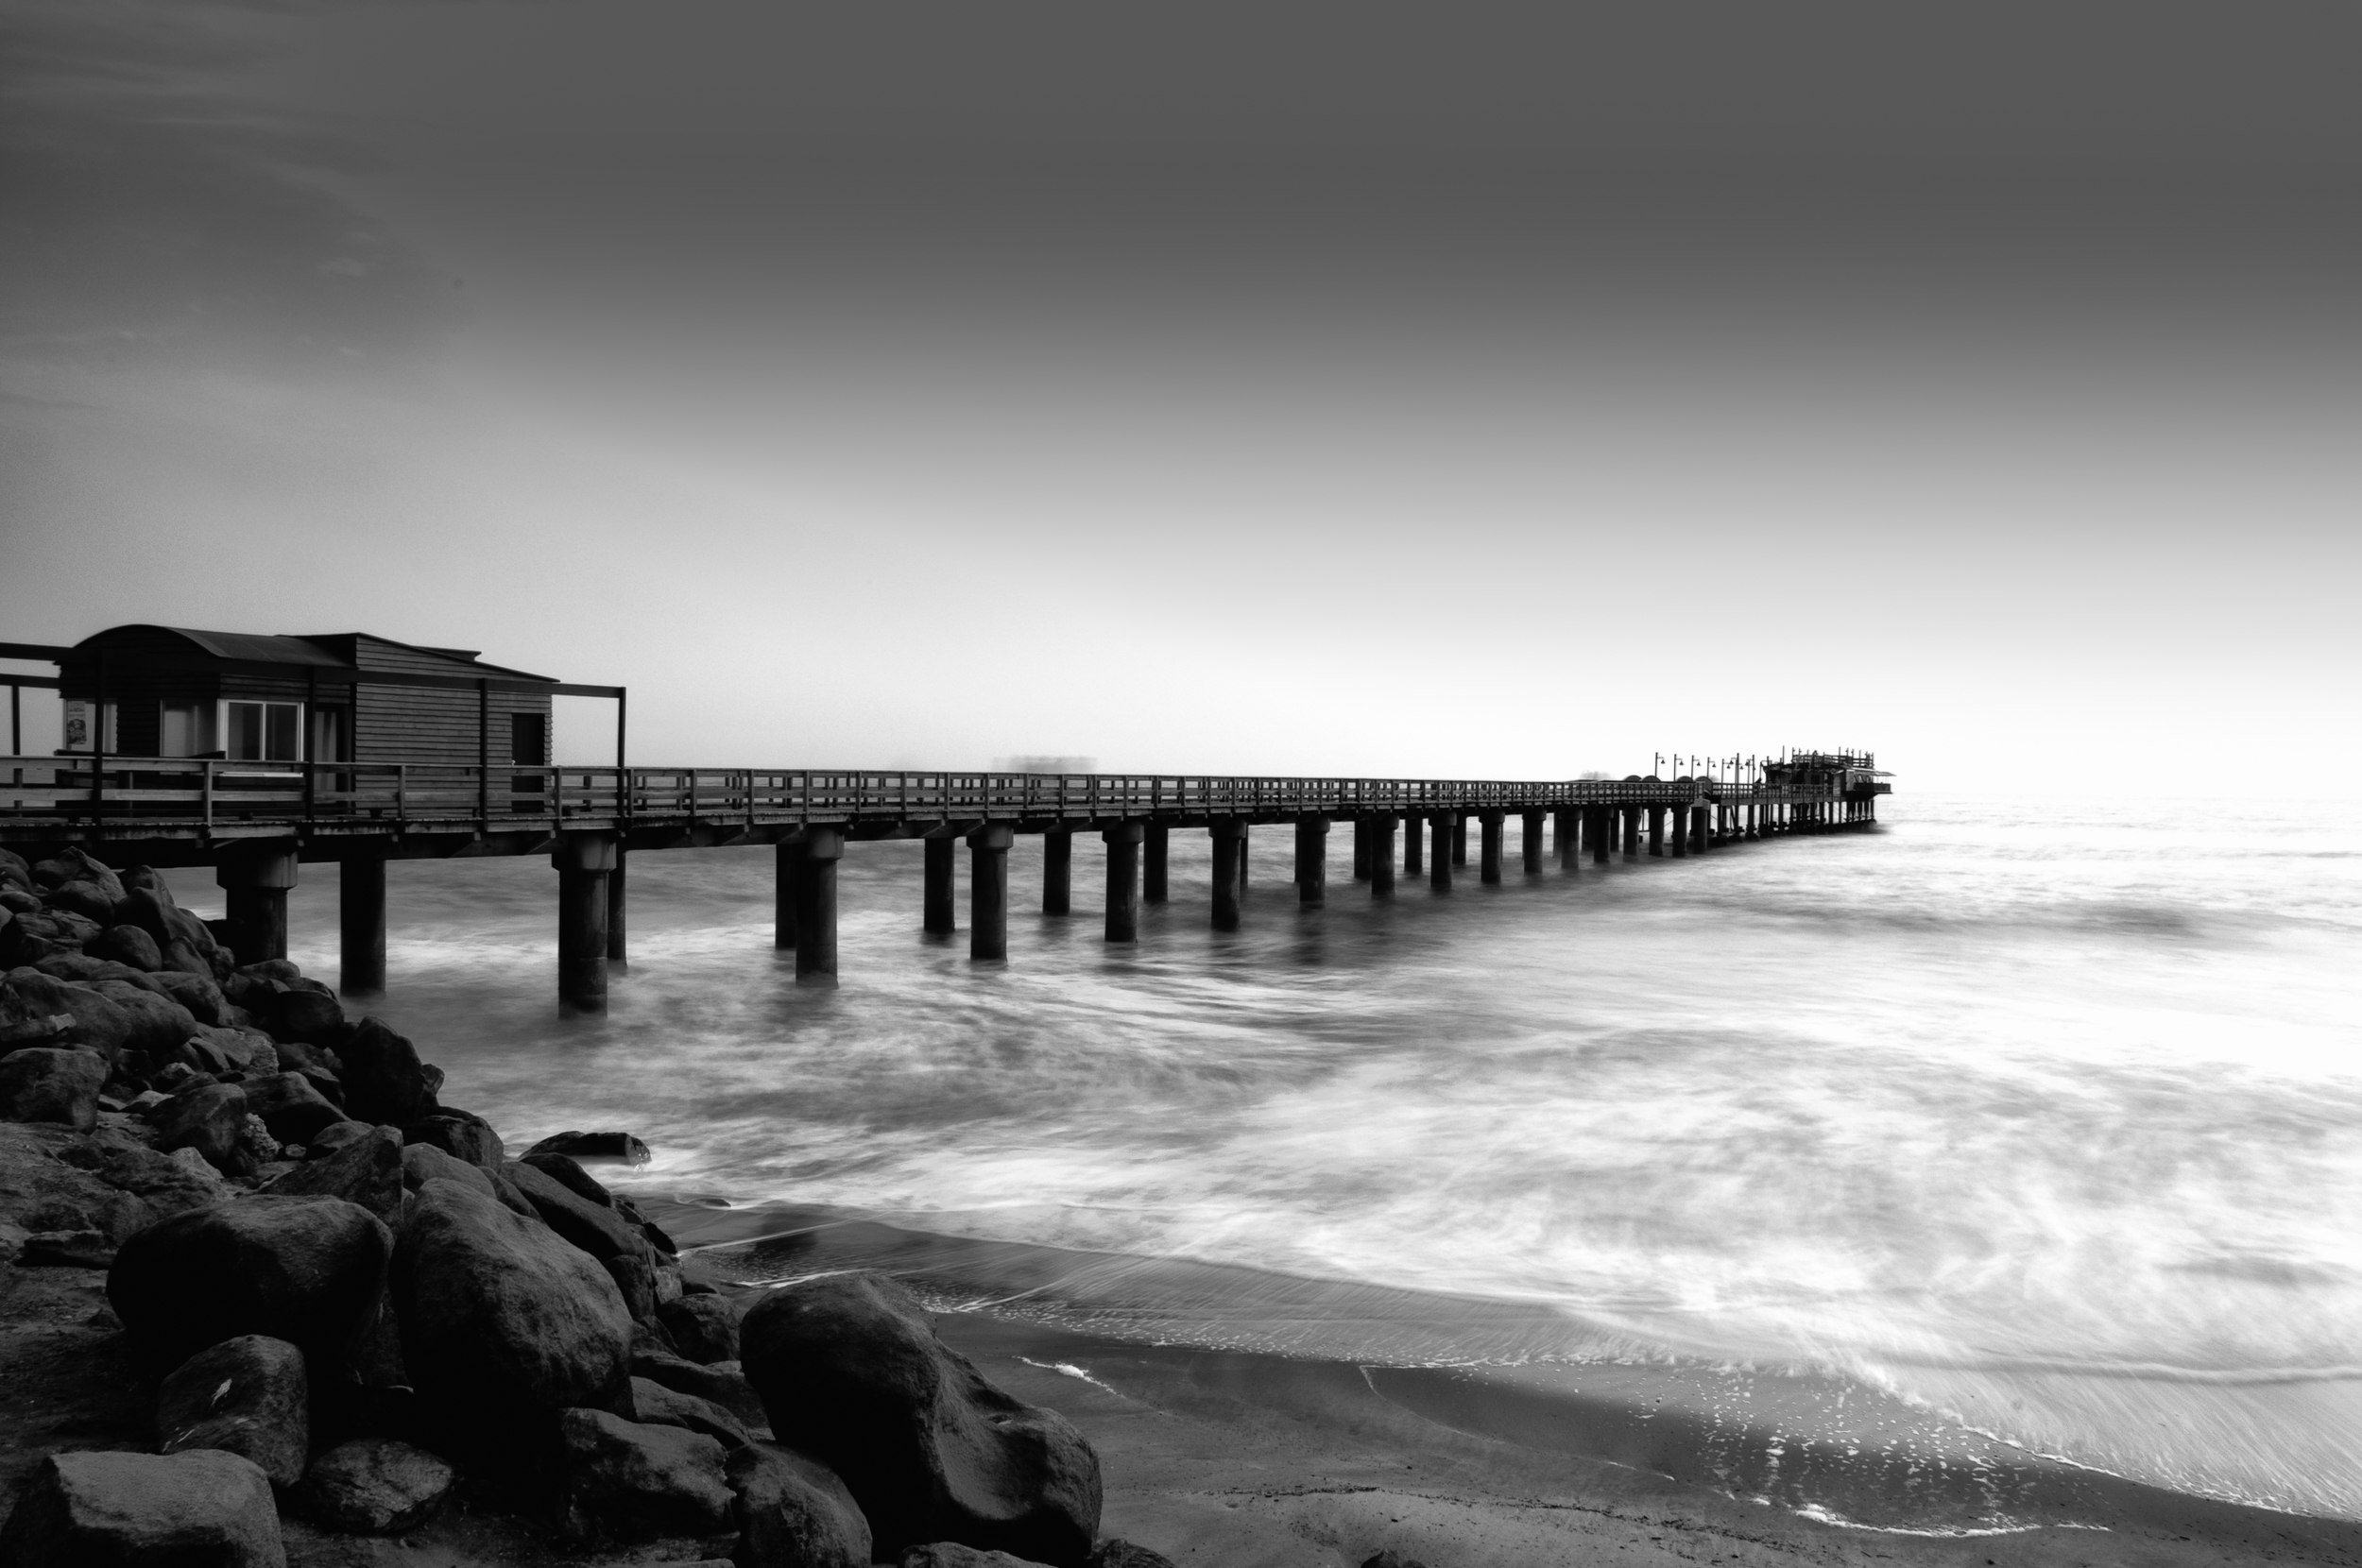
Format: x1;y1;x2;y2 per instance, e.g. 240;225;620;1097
794;827;843;979
1522;810;1546;874
217;841;298;967
1370;815;1396;896
1043;829;1072;915
552;832;617;1014
1145;827;1170;902
1621;807;1640;858
1556;809;1578;868
1669;805;1689;858
1352;817;1372;881
1451;816;1468;867
1429;814;1452;891
1590;807;1611;865
1747;804;1760;841
1403;811;1424;876
1648;806;1666;856
1693;805;1713;853
1479;811;1504;884
1104;823;1142;942
777;840;804;947
1210;819;1246;930
968;825;1012;961
1295;816;1328;907
923;835;955;934
606;848;627;965
338;852;386;997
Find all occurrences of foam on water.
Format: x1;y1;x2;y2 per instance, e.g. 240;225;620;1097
163;794;2362;1520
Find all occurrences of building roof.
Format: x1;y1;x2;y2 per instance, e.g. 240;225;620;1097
69;625;556;682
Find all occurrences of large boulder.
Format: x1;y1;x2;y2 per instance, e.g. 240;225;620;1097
330;1017;438;1124
6;969;136;1061
526;1129;653;1166
903;1548;1058;1568
185;1023;279;1077
0;966;76;1049
740;1272;1102;1567
390;1178;633;1460
149;1082;248;1171
556;1406;735;1542
633;1350;771;1431
297;1439;454;1536
0;1046;109;1130
156;1334;310;1489
404;1111;496;1172
730;1441;873;1568
88;980;200;1056
43;878;121;926
659;1291;741;1365
152;969;232;1028
108;1194;394;1373
1090;1540;1180;1568
34;847;125;900
240;1072;347;1146
505;1157;646;1263
48;1121;231;1229
265;988;346;1049
260;1124;403;1228
630;1373;753;1449
0;1448;283;1567
91;923;164;971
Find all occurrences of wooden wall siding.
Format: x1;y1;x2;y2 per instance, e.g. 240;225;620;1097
353;684;550;768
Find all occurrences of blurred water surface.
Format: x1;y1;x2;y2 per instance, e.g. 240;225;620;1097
166;797;2362;1521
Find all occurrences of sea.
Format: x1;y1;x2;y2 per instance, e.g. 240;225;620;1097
161;795;2362;1529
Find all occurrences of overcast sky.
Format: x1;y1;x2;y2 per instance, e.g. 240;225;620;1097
4;2;2357;790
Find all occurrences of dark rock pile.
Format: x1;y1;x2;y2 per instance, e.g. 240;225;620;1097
0;844;1177;1568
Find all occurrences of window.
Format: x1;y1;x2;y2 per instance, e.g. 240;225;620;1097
310;707;347;763
161;701;216;758
224;701;304;762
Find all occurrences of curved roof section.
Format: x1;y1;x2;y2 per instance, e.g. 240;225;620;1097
69;625;555;681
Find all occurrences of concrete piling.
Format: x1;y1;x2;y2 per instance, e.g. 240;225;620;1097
1479;810;1504;884
1353;817;1373;881
923;835;955;934
606;848;627;965
1145;826;1170;902
217;841;298;967
777;839;804;948
339;852;386;997
793;827;843;979
1295;816;1328;907
1429;814;1452;891
552;832;617;1012
1104;822;1142;942
1043;828;1072;916
1404;810;1424;876
1371;815;1396;896
1451;816;1468;867
967;824;1012;961
1210;819;1247;931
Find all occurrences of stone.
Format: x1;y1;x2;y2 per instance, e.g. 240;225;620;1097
156;1334;310;1489
152;970;232;1028
607;1250;659;1321
633;1350;772;1431
43;878;121;926
1;1045;110;1129
404;1110;499;1171
0;1448;283;1566
240;1071;347;1145
6;969;136;1061
44;908;104;947
17;1227;115;1267
1359;1554;1429;1568
187;1023;279;1076
265;988;347;1048
401;1139;490;1194
556;1406;735;1542
631;1373;753;1448
505;1156;646;1262
0;966;77;1048
305;1119;373;1157
903;1547;1058;1568
741;1271;1102;1566
0;845;31;890
526;1129;654;1166
338;1021;441;1128
149;1082;248;1171
730;1440;873;1568
260;1124;402;1227
87;980;201;1056
297;1439;454;1536
390;1178;632;1460
92;922;164;971
519;1148;620;1206
35;847;125;898
659;1291;741;1364
108;1194;394;1373
1092;1542;1181;1568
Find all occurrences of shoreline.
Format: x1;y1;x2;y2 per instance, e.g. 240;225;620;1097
650;1195;2362;1565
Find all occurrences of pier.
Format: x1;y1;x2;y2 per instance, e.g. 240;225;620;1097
1;629;1890;1011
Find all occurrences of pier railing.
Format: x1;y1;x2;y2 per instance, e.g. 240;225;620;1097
0;756;1876;839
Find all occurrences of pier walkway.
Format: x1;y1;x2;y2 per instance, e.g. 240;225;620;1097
1;755;1889;1009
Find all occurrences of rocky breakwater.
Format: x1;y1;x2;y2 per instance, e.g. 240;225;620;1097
0;845;1172;1568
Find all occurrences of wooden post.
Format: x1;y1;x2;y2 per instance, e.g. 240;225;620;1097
776;840;804;948
1104;822;1142;942
1522;810;1545;874
1043;828;1072;915
1479;810;1504;884
923;834;956;934
551;832;616;1014
968;824;1012;961
795;827;843;979
606;848;627;963
216;841;298;966
339;853;387;996
1294;816;1327;907
1210;819;1245;931
1144;826;1170;903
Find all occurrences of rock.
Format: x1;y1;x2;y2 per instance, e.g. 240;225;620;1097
556;1406;735;1542
305;1119;373;1157
0;845;31;889
324;1012;438;1120
91;923;164;970
0;1448;283;1567
659;1291;741;1364
405;1111;499;1172
17;1227;114;1266
606;1251;659;1321
1092;1542;1181;1568
186;1023;278;1076
43;878;121;926
239;1071;347;1145
265;988;346;1048
44;907;104;947
149;1082;248;1170
5;969;135;1061
88;981;200;1056
633;1350;772;1431
1360;1554;1429;1568
390;1178;632;1458
526;1129;653;1165
505;1157;646;1263
108;1194;394;1373
1;1045;110;1129
730;1441;872;1568
631;1373;754;1448
152;970;231;1028
519;1148;621;1206
260;1124;402;1227
156;1334;310;1489
741;1271;1102;1566
297;1439;454;1535
35;847;125;898
0;966;77;1048
903;1547;1058;1568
